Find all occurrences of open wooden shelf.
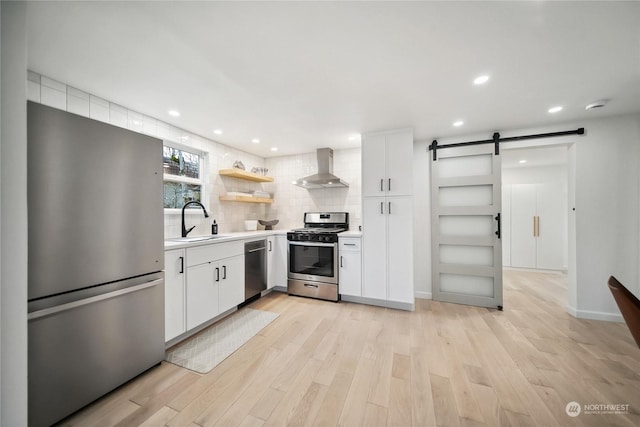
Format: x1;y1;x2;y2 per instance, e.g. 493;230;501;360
218;168;274;183
219;195;274;204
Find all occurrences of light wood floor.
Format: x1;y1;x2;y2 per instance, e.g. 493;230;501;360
60;270;640;426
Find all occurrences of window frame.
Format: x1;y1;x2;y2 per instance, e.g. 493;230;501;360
162;140;209;214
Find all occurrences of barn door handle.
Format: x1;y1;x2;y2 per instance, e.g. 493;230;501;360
495;213;501;239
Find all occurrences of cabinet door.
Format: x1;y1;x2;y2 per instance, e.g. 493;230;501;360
387;196;414;303
219;255;245;312
536;182;565;270
362;134;387;197
339;251;362;297
385;130;413;197
271;235;288;288
510;184;537;268
165;249;186;342
267;237;277;289
362;197;387;299
186;262;218;330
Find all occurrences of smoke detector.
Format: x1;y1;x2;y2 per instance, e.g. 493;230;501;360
585;99;609;110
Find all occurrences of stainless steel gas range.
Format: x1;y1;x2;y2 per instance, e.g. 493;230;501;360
287;212;349;302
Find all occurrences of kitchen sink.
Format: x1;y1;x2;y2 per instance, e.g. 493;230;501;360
166;235;227;243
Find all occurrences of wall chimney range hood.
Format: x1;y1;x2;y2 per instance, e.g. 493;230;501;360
294;148;349;189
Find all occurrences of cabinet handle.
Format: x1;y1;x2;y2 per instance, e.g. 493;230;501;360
380;179;384;192
534;216;540;237
179;256;184;274
269;240;272;251
380;202;384;214
215;267;220;282
533;216;536;237
340;256;343;268
388;202;392;214
388;178;391;192
344;243;356;246
222;265;227;280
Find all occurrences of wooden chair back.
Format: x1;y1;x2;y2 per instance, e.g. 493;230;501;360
608;276;640;349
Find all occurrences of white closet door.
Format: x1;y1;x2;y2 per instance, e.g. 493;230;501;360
431;145;503;309
510;184;537;268
536;182;565;270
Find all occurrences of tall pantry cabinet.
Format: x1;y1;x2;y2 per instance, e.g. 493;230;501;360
361;128;414;306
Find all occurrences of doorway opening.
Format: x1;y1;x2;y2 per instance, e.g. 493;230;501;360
501;145;570;307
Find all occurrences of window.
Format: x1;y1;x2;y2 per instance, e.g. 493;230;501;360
163;144;207;210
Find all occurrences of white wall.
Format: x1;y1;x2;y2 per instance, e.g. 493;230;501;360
26;71;268;237
265;148;362;230
573;114;640;320
1;2;29;424
414;114;640;321
413;140;431;298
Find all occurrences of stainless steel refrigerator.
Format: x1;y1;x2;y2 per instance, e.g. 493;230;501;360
27;102;165;427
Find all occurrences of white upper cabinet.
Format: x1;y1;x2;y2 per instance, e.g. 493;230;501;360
362;134;387;197
385;129;414;197
362;129;413;197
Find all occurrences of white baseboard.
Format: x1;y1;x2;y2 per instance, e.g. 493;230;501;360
566;305;623;322
415;291;432;300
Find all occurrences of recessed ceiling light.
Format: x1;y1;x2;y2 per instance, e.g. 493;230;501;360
453;120;464;127
168;110;180;117
271;147;278;152
519;160;527;164
213;129;223;135
473;75;490;85
251;138;260;144
548;106;563;113
348;134;360;141
178;135;190;141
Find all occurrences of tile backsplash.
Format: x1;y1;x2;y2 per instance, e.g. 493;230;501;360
27;71;362;236
265;148;362;230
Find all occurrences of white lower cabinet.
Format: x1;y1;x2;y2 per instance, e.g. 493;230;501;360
362;196;414;304
164;248;186;342
267;235;287;289
186;262;219;330
181;240;244;333
218;255;245;313
338;237;362;297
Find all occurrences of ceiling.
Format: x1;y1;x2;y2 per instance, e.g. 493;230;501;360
25;1;640;158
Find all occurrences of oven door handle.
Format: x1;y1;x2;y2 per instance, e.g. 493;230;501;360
288;241;337;248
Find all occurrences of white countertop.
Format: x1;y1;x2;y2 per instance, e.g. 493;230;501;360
164;230;287;250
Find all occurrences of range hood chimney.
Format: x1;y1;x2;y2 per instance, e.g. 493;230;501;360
294;148;349;189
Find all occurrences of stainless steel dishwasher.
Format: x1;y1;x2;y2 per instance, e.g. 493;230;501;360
245;239;267;301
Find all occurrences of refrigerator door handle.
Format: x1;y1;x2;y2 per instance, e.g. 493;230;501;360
28;279;163;321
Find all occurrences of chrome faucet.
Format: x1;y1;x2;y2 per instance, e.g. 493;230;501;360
181;201;209;237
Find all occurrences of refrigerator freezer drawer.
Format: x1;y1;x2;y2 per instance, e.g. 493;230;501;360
28;278;164;427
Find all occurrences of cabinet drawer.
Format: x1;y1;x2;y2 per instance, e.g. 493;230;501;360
187;241;243;267
339;238;361;252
